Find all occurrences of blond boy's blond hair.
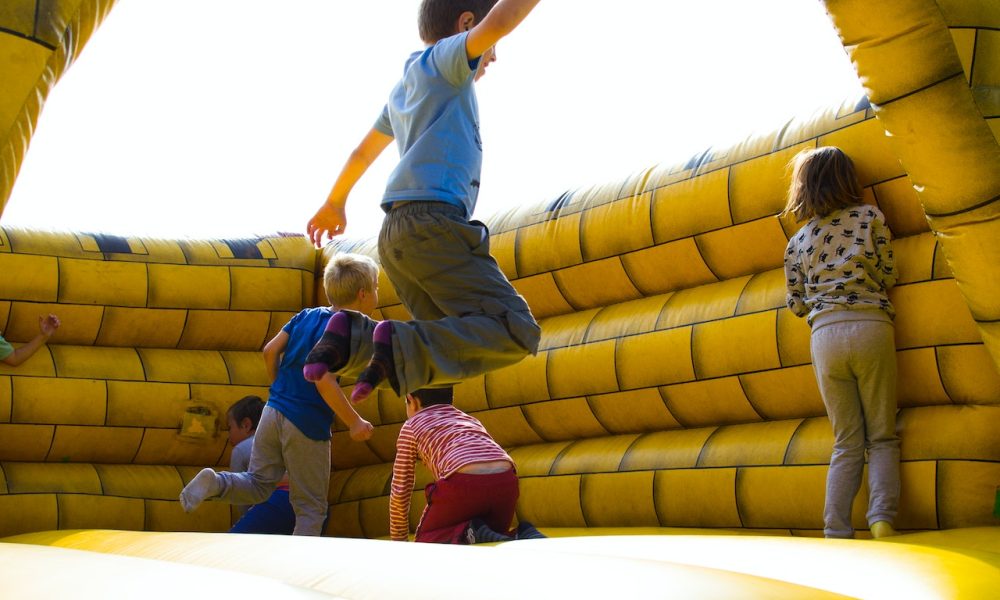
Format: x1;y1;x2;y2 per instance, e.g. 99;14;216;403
323;253;379;308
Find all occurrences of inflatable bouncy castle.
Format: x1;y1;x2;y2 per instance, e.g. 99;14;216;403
0;1;998;598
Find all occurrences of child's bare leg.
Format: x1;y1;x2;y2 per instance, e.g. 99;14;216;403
303;311;352;381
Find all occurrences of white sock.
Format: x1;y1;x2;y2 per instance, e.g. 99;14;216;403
179;468;221;513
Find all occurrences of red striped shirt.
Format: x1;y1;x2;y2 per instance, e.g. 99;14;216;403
389;404;512;541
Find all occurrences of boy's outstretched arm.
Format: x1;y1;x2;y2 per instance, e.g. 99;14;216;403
1;314;60;367
316;373;374;441
307;127;394;247
466;0;541;60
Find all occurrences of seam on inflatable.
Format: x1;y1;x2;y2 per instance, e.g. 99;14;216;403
611;336;623;393
548;439;579;476
211;428;228;467
143;263;150;309
690;236;722;285
781;418;810;465
733;467;745;528
579;305;602;342
550;271;580;312
651;470;663;525
934;460;942;530
733;272;756;317
617;254;643;298
4;376;11;422
872;71;967;109
656;385;688;429
337;467;364;504
933;347;955;404
925;193;999;218
969;29;979;84
176;310;190;350
219;352;234;386
693;425;722;468
41;421;57;461
225;266;233;311
771;117;796;154
518;404;547;443
133;347;148;383
576;192;588;263
616;433;647;473
736;375;765;421
582;394;612;438
578;473;590;527
129;428;146;464
656;386;688;428
543;344;555;403
102;380;109;426
31;1;39;38
93;464;105;496
0;26;57;50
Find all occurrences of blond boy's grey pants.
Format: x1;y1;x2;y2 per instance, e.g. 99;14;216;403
214;406;330;536
811;318;900;538
339;202;540;397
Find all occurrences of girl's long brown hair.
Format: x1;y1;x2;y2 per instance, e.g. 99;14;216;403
782;146;864;221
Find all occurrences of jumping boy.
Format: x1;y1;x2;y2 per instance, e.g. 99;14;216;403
390;387;544;543
179;253;379;536
304;0;542;404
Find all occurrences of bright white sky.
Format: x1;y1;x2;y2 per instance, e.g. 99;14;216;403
4;0;864;240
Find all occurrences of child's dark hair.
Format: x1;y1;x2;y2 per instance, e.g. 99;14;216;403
783;146;864;222
411;386;454;407
418;0;498;44
228;395;264;429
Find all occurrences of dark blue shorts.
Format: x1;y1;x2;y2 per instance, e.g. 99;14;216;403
229;489;296;535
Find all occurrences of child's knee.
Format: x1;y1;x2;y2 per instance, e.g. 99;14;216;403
482;297;540;354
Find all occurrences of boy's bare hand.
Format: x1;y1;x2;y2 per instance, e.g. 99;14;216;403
39;314;60;337
350;418;374;441
307;203;348;247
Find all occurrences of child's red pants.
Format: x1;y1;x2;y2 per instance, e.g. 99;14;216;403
414;470;519;544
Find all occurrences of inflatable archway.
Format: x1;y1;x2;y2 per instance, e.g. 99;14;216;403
1;1;998;598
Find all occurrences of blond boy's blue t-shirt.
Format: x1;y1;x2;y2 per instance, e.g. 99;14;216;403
375;31;482;218
266;307;334;441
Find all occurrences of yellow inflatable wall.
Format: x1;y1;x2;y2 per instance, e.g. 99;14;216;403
0;0;998;598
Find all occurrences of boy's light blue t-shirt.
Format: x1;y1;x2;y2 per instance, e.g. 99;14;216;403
267;307;335;441
0;334;12;361
375;31;482;218
230;436;254;472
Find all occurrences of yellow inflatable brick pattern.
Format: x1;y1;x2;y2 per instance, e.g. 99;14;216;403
1;0;999;597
